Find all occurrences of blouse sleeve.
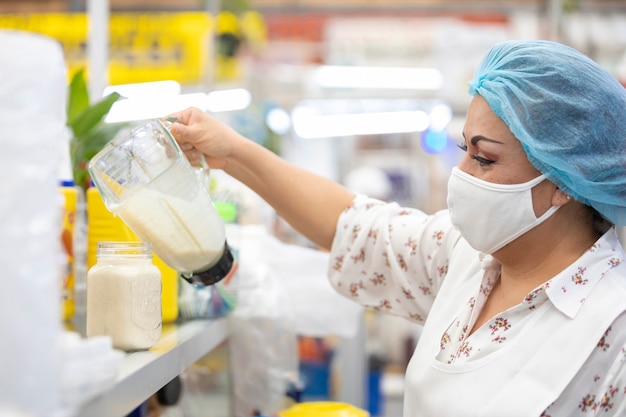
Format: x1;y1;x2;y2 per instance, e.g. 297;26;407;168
327;194;461;324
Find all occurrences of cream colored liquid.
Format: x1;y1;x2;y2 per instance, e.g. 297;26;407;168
86;261;162;351
116;186;225;273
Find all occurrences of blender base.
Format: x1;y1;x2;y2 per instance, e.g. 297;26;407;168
181;242;235;286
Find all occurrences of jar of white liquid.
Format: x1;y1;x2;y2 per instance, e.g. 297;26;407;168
86;241;162;351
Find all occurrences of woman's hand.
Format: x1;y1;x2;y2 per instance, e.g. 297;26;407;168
167;107;245;171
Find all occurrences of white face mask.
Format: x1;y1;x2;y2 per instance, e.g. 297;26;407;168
447;167;560;254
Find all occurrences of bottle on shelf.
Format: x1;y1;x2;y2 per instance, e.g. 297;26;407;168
59;180;78;321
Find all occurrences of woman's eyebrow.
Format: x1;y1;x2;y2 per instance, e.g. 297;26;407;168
470;135;505;146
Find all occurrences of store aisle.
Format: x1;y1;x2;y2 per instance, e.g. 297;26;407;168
153;342;406;417
157;371;404;417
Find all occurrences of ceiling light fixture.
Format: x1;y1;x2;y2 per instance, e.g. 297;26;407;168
104;88;251;123
310;65;444;90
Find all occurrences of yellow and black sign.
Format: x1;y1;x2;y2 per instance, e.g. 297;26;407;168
0;11;266;84
0;11;265;84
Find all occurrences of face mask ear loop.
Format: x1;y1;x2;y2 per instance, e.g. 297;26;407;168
487;205;561;254
485;174;560;253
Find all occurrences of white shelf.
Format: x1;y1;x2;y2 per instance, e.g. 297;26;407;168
78;318;229;417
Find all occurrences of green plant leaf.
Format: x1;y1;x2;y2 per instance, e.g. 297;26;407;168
70;120;130;189
66;68;129;189
67;68;90;124
68;92;121;138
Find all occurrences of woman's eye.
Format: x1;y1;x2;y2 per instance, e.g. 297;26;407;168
471;154;496;166
457;141;495;166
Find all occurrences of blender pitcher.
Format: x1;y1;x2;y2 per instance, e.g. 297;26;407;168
88;119;235;286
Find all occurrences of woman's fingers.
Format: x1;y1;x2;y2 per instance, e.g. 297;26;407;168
179;142;194;151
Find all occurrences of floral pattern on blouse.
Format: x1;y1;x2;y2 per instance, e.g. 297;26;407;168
327;194;626;417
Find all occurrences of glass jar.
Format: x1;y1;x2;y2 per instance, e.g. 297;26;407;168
86;241;162;351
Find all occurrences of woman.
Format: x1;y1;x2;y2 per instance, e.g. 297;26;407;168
169;40;626;416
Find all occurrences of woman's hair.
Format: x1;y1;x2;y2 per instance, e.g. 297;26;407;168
590;206;613;235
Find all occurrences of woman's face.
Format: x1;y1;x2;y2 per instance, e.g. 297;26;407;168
459;95;541;183
458;95;555;215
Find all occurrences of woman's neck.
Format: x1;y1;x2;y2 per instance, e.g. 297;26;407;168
495;211;600;297
469;220;600;336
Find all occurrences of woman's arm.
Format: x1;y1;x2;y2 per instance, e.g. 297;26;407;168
168;107;355;250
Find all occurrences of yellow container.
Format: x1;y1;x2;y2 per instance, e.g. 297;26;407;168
278;402;369;417
59;184;77;321
87;186;179;323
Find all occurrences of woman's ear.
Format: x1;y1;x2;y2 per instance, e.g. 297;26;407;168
552;187;572;207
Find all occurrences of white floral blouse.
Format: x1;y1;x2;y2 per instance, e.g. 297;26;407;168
327;194;626;416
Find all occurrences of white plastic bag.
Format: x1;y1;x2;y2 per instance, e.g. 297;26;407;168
227;225;364;415
228;226;299;416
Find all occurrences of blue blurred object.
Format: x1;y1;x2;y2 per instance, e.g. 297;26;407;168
420;128;448;154
367;354;386;417
468;40;626;226
367;372;382;417
299;361;331;400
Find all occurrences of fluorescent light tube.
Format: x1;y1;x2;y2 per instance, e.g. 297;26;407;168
311;66;443;90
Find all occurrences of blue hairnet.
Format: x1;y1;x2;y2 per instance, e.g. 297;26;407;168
468;40;626;226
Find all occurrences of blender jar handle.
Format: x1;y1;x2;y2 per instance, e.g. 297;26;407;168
161;116;211;191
